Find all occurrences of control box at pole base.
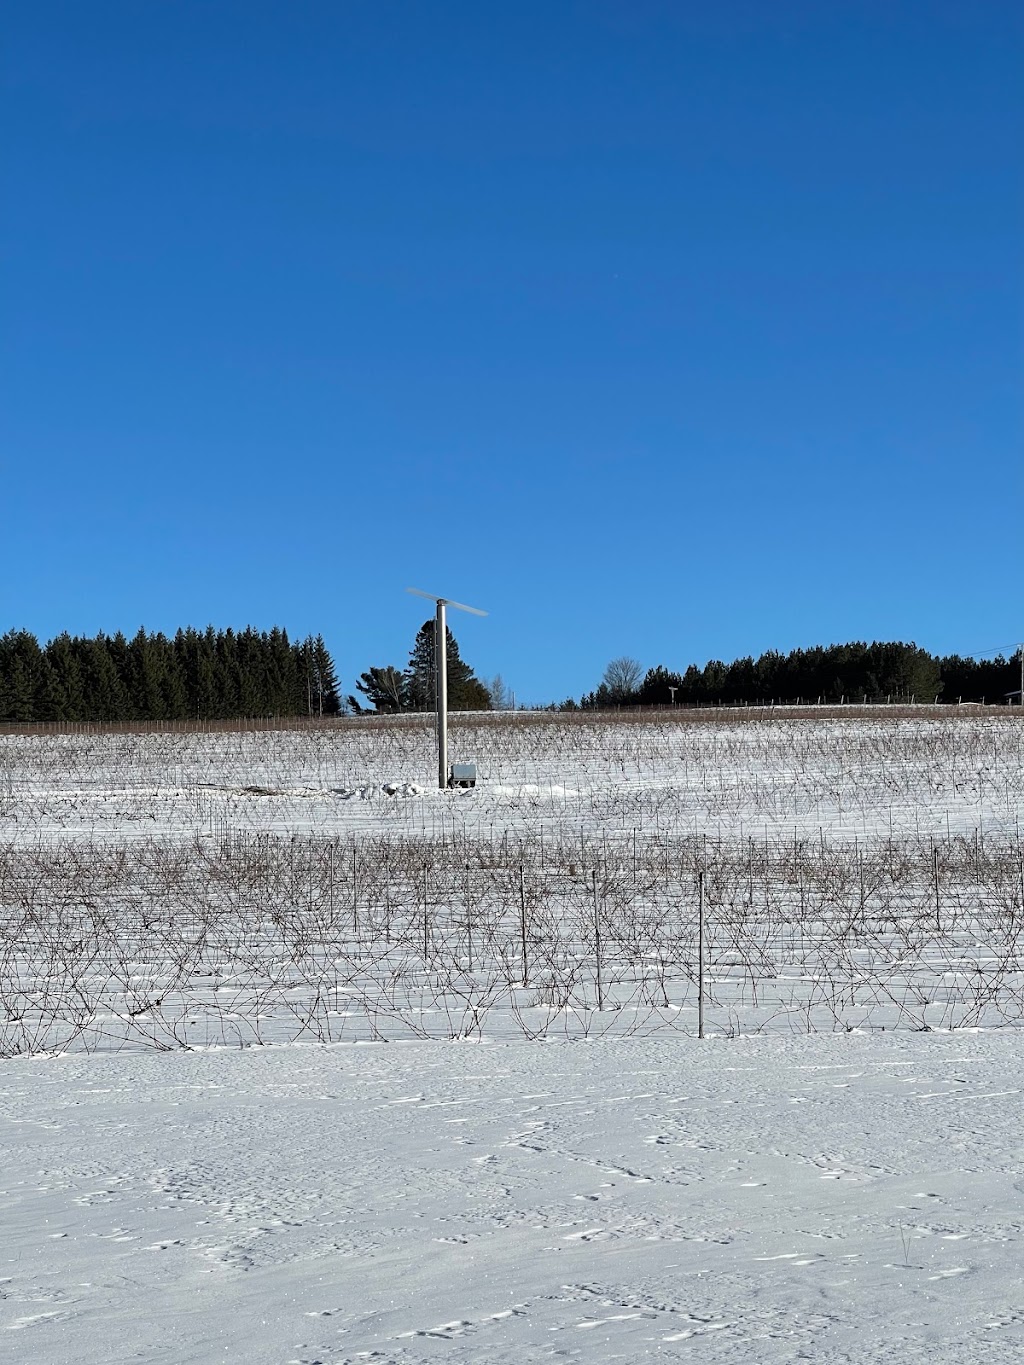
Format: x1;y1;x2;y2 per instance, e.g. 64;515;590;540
449;762;477;789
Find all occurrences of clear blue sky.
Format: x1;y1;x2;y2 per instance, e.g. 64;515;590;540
3;1;1021;704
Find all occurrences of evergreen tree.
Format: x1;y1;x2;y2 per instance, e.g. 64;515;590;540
85;635;131;720
213;628;241;719
637;666;685;706
723;656;755;703
406;619;490;712
39;633;86;720
236;628;265;716
351;620;489;714
127;628;170;720
753;650;784;700
701;659;727;702
160;635;189;719
308;634;342;715
266;626;294;716
678;663;703;704
350;665;409;713
0;630;47;721
406;622;437;711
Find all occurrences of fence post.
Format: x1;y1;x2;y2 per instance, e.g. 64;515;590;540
326;839;334;924
592;869;603;1011
352;843;359;936
423;864;430;960
698;869;705;1039
856;836;865;923
465;862;473;972
519;864;528;987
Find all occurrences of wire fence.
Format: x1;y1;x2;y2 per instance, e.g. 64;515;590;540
3;825;1023;1055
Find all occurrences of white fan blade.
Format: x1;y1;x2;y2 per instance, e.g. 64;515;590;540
445;598;488;617
406;588;488;617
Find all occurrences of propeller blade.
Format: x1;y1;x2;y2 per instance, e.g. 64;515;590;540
445;599;488;617
406;588;488;617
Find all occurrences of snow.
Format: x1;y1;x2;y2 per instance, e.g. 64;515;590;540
2;710;1024;1359
3;1033;1024;1361
3;709;1022;846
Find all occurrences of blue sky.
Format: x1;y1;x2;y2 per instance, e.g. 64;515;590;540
3;1;1021;704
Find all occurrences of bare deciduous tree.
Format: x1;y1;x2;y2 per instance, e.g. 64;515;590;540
487;674;512;710
602;656;643;701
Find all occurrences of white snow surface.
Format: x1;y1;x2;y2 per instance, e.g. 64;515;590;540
2;708;1023;846
3;1032;1023;1363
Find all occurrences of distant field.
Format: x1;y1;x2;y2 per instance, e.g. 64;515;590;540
2;708;1023;1052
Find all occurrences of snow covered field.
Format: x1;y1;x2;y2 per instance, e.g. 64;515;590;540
2;710;1024;1049
2;710;1024;1361
3;707;1023;847
4;1032;1024;1362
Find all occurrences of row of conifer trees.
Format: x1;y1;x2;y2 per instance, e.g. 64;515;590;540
579;641;1023;709
0;627;341;722
3;625;1019;723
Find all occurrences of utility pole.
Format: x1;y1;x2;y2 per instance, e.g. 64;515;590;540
407;589;488;789
436;598;448;790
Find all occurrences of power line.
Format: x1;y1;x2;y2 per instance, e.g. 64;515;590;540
959;642;1023;659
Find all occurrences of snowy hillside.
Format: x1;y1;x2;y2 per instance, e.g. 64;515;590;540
2;710;1024;1362
2;710;1023;1048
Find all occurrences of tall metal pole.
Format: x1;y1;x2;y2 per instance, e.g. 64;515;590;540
407;588;486;788
436;599;448;789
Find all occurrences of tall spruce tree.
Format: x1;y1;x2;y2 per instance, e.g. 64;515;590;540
0;630;47;721
86;635;130;720
39;633;85;720
406;619;490;712
306;634;341;715
350;620;490;713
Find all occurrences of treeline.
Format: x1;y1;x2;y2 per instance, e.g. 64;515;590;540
5;627;1019;724
579;641;1023;709
0;627;341;722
